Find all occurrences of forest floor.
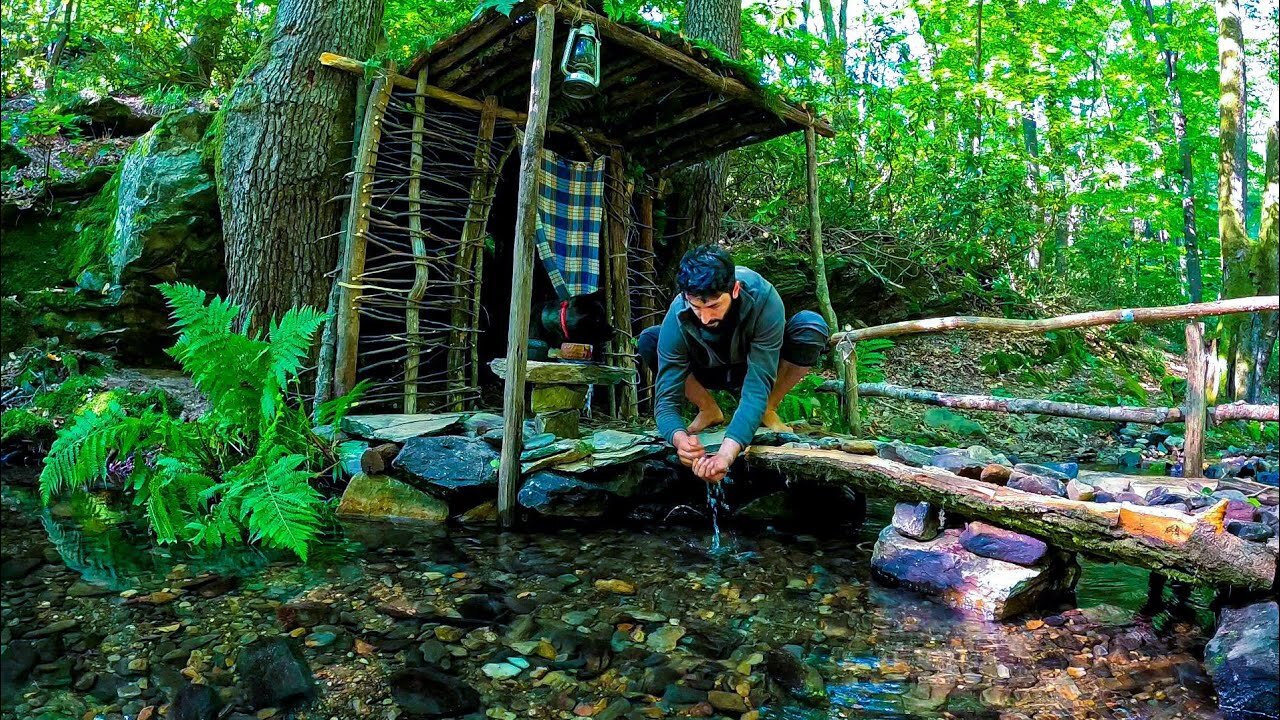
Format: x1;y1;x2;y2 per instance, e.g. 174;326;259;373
847;329;1277;466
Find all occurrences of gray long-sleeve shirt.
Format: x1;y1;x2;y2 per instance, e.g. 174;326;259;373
654;267;786;448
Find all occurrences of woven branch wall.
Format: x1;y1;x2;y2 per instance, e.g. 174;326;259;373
355;86;516;411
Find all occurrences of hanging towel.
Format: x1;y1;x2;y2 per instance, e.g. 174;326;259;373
531;145;607;300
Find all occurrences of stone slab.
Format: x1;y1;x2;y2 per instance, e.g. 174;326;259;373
490;359;635;386
871;526;1076;620
336;474;448;524
341;413;463;442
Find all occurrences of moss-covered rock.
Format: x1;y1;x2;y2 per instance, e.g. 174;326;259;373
105;108;222;291
61;93;158;136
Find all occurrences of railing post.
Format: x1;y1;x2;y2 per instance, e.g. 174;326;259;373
1183;321;1207;479
843;343;861;437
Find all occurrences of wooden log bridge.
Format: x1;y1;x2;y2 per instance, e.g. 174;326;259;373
746;446;1277;589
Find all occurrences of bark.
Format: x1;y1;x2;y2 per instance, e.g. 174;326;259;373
660;0;741;282
1251;117;1280;400
746;446;1277;588
1216;0;1252;400
813;380;1280;424
217;0;384;329
44;0;75;86
830;295;1280;343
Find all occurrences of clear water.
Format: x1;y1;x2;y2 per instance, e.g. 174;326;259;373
0;469;1223;720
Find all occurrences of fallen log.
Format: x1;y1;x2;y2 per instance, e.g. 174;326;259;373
745;446;1276;589
815;381;1279;425
830;295;1280;344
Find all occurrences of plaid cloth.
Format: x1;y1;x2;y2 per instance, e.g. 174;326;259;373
533;147;607;299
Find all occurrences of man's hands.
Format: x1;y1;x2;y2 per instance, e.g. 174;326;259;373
672;431;705;468
672;432;743;483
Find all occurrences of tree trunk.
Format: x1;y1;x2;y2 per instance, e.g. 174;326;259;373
660;0;740;283
184;9;233;87
1251;117;1280;400
1215;0;1252;400
216;0;384;329
44;0;75;87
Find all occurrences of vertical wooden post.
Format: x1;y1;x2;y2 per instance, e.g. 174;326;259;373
449;97;500;410
1183;321;1207;478
607;149;638;420
844;343;861;437
498;4;556;528
636;188;657;410
805;125;838;331
403;68;430;413
472;135;518;394
314;77;372;417
333;68;396;398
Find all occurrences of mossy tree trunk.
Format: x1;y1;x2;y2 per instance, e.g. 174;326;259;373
216;0;384;329
1214;0;1252;402
660;0;741;283
1248;118;1280;401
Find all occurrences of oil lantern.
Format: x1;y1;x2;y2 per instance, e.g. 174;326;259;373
560;23;601;99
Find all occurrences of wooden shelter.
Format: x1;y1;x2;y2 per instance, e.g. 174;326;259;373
317;0;834;524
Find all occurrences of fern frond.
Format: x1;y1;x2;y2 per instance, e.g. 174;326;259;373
39;404;133;504
260;307;328;419
315;380;369;427
225;453;322;561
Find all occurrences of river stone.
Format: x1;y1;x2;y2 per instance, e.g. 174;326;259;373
891;502;940;541
336;474;448;524
1007;473;1067;498
1226;521;1275;542
763;648;827;707
1223;500;1257;523
236;638;314;709
1065;480;1095;502
871;526;1075;620
170;682;219;720
959;522;1048;566
394;436;498;490
979;464;1012;485
878;442;933;468
390;667;480;718
342;414;462;442
1205;602;1279;720
517;472;608;517
1255;471;1279;487
0;640;37;701
737;492;791;521
929;453;985;479
1014;463;1071;481
1041;461;1079;479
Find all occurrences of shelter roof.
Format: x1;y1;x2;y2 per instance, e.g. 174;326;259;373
406;0;835;171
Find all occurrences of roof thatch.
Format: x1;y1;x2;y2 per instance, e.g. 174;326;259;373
406;0;834;171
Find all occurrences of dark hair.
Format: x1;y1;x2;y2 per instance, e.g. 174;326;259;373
676;244;735;300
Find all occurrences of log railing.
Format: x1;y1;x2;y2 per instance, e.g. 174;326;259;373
829;296;1280;478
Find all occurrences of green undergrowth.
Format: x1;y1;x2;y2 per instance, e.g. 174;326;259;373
37;283;363;561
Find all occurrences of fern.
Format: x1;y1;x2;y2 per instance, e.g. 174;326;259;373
40;286;346;561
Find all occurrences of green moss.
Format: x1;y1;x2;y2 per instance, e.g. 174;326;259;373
0;408;55;442
65;171;121;281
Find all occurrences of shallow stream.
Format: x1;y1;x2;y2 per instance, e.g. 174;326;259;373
0;468;1222;720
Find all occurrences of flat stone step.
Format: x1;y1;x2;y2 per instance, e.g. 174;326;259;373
489;359;635;386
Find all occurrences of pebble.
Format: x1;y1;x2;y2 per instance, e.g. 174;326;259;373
481;662;522;680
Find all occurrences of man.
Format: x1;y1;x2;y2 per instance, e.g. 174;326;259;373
638;244;830;483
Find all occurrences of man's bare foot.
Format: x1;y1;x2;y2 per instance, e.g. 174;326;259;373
761;409;793;433
687;407;725;434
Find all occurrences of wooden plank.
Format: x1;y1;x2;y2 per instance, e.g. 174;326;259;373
831;295;1280;344
333;69;396;397
497;3;556;528
403;68;430;413
1184;322;1207;479
746;446;1277;589
321;52;530;124
490;359;635;385
806;125;837;331
447;97;500;410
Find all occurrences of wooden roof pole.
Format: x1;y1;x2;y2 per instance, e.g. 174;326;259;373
497;3;556;528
